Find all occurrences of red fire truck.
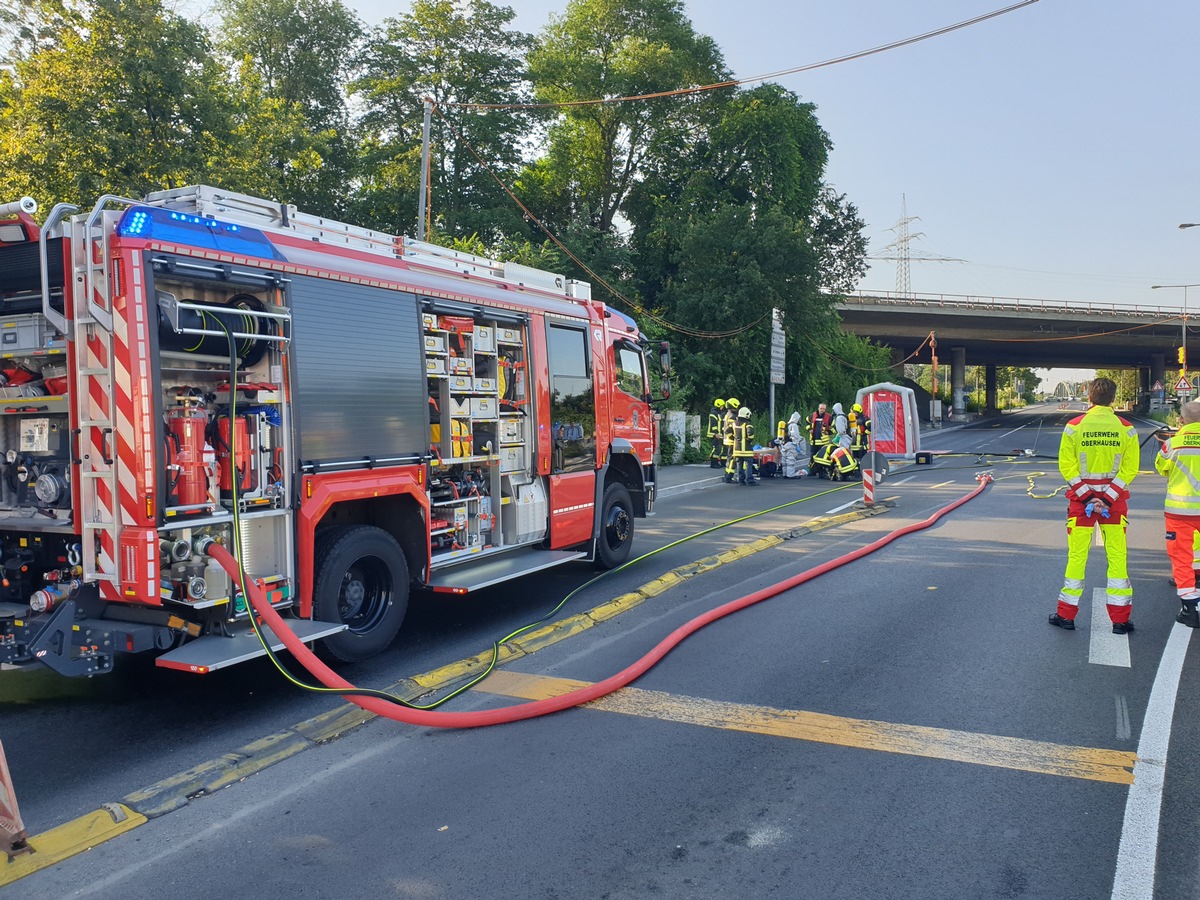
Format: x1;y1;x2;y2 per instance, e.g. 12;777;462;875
0;186;667;676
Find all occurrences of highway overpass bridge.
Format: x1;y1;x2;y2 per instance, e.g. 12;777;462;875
837;291;1184;412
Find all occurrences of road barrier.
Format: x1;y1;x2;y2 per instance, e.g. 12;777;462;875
862;467;875;507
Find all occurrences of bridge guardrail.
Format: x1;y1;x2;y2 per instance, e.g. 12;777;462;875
844;290;1179;319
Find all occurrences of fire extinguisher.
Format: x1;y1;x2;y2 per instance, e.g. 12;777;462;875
166;404;212;508
212;414;256;493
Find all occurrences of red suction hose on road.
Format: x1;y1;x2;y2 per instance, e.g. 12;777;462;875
212;474;993;729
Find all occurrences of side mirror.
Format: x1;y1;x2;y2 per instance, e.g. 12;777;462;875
658;342;671;399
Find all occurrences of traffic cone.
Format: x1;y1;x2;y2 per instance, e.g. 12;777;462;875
0;737;30;859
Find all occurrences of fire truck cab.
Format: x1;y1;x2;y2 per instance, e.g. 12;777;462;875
0;186;665;676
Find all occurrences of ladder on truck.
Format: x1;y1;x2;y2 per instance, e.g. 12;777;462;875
73;196;137;590
141;185;589;298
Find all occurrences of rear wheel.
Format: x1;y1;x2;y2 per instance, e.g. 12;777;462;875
313;525;409;662
594;482;634;570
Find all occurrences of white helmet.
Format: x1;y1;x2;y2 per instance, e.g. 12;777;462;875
738;406;751;420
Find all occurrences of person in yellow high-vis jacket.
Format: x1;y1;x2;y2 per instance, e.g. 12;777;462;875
1049;377;1140;634
1155;400;1200;628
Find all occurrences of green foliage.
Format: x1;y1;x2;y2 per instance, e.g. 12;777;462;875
352;0;533;239
527;0;729;234
0;0;234;203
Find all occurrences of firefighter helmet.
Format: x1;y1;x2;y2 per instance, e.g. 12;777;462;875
714;398;725;408
738;406;751;420
727;398;740;409
852;403;863;413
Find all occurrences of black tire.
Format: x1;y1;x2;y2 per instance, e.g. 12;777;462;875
313;525;409;662
595;482;634;570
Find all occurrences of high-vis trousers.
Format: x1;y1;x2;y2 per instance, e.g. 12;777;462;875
1056;515;1133;624
1164;513;1200;602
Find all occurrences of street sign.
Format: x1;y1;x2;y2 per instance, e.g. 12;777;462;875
769;310;785;385
1153;380;1165;392
1177;376;1193;393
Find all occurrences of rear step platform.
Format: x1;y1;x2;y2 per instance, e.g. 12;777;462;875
427;549;587;593
155;618;345;673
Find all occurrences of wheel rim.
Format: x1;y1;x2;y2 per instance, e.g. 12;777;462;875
603;503;631;552
338;556;392;634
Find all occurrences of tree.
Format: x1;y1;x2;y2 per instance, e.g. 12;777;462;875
526;0;728;235
352;0;533;240
214;0;362;215
625;81;869;412
215;0;362;132
0;0;233;204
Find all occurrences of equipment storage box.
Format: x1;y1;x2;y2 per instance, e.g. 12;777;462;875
471;397;497;418
0;315;54;355
474;326;495;352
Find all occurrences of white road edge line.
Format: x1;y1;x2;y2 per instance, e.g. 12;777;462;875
892;476;917;486
1090;587;1131;668
1110;624;1194;899
825;500;857;514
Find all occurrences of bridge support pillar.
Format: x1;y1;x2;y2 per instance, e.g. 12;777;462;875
1151;353;1166;394
985;364;999;415
951;347;966;415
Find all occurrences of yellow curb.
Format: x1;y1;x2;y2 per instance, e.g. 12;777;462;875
0;804;146;887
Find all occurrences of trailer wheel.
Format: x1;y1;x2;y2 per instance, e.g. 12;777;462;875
595;482;634;570
313;525;408;662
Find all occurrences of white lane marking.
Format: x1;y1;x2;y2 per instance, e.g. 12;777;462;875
891;476;917;486
1115;695;1131;741
1089;588;1131;668
1111;625;1194;899
994;422;1031;441
825;500;857;514
927;481;954;489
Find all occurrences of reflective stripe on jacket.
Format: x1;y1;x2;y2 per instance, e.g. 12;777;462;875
1157;421;1200;515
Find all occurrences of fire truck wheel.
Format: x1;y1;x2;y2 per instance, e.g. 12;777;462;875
313;525;409;662
595;482;634;570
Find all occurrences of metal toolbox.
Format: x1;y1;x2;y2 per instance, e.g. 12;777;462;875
497;327;522;345
474;326;495;352
448;375;472;391
471;396;497;418
424;334;446;354
498;446;524;473
426;357;446;375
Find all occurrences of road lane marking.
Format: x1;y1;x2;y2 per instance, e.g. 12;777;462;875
476;670;1136;784
825;500;857;514
1090;588;1131;668
891;476;917;486
928;480;954;489
1115;696;1131;741
1111;624;1194;899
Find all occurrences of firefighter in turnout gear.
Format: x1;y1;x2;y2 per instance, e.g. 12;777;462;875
808;403;832;456
849;403;871;461
707;398;727;468
1155;400;1200;628
1049;377;1140;634
722;399;740;482
730;406;757;485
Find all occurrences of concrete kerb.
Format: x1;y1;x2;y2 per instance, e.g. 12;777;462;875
4;494;893;885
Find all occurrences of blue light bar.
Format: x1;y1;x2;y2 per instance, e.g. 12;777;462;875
116;206;286;261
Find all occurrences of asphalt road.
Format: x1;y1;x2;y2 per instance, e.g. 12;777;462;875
6;402;1200;899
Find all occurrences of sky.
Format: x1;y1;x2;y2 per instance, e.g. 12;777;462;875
193;0;1200;388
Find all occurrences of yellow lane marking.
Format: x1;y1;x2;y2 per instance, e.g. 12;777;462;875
476;670;1136;785
0;804;147;887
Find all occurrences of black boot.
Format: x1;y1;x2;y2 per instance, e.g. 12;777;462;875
1177;599;1200;628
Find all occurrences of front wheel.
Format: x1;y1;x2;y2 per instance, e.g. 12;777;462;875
313;525;409;662
595;482;634;570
